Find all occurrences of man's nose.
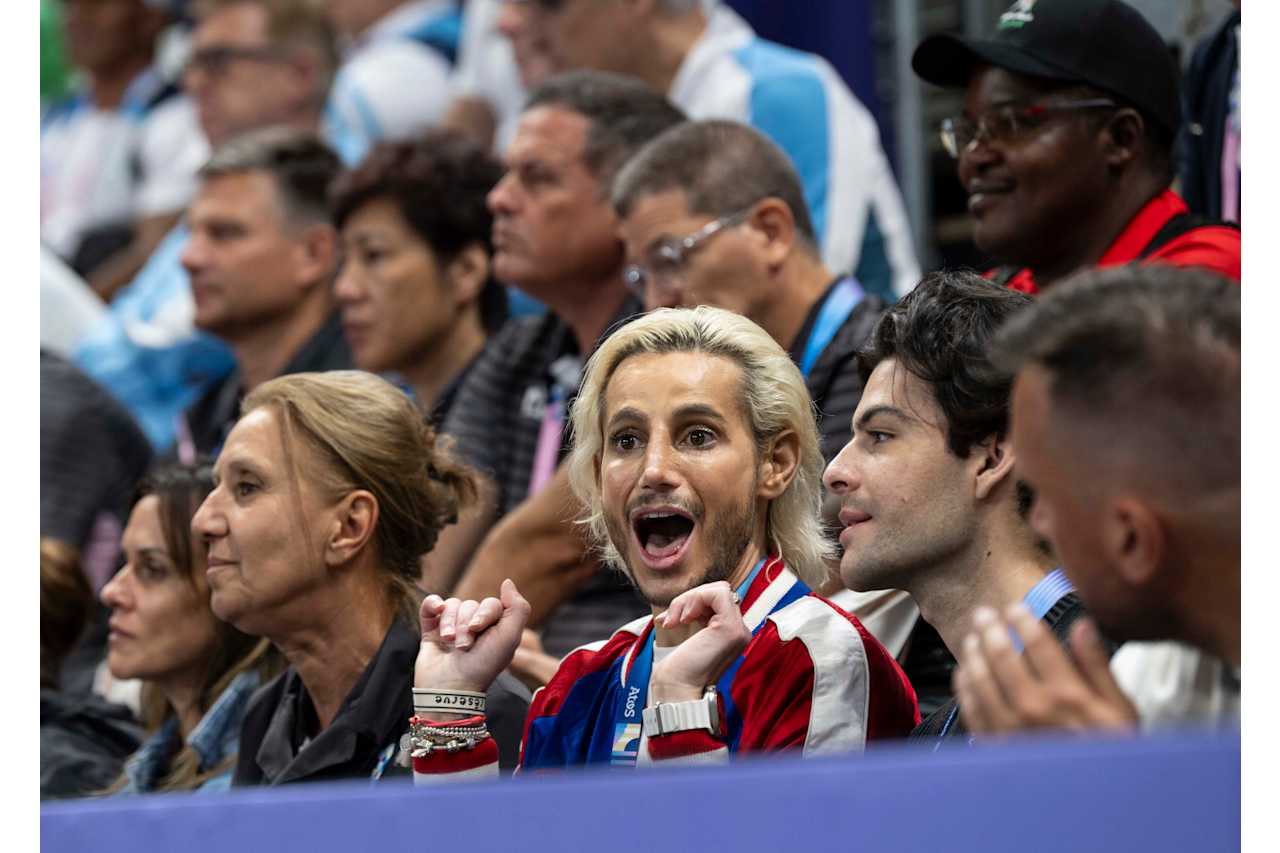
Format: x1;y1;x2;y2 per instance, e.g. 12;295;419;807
639;439;680;491
822;441;861;495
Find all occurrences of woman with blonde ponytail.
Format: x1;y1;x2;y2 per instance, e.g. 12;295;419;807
190;371;528;785
101;463;281;794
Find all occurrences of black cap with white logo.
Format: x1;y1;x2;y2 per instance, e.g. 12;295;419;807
911;0;1181;136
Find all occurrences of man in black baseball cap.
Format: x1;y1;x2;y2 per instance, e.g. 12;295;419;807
913;0;1239;294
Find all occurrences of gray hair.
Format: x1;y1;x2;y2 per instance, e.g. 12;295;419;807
612;119;817;250
567;306;833;589
524;70;687;191
199;126;342;226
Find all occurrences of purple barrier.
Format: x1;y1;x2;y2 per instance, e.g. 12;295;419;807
42;732;1239;853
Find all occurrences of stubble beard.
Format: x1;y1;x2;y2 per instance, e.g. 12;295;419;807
603;490;760;609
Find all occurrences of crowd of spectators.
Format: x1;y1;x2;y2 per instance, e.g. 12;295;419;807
40;0;1240;803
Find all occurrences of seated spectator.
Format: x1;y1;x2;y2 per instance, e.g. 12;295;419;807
410;307;918;781
432;71;685;660
496;0;920;301
614;119;885;466
41;0;206;293
952;266;1239;735
73;0;345;451
822;271;1086;741
1179;2;1240;224
41;539;142;800
100;462;281;794
330;130;508;423
41;351;153;595
324;0;461;164
178;128;352;459
612;118;953;710
191;371;529;784
912;0;1240;293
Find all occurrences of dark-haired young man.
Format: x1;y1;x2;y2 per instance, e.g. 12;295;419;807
822;271;1084;740
178;127;352;458
951;266;1239;735
913;0;1239;293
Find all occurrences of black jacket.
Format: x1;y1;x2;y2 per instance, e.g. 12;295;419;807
41;688;142;799
910;592;1099;740
233;618;529;786
1178;10;1240;221
180;312;353;459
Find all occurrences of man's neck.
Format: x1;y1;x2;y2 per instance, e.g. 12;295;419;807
399;311;487;411
273;577;396;731
1027;177;1166;291
630;10;708;95
550;280;630;356
230;293;333;392
1172;499;1241;668
771;254;836;353
909;527;1056;660
87;56;152;110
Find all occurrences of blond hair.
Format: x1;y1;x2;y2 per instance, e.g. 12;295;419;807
567;307;833;589
242;371;478;616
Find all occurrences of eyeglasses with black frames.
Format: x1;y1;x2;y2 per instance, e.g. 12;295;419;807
184;45;291;79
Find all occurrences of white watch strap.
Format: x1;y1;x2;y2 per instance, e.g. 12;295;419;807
642;687;720;736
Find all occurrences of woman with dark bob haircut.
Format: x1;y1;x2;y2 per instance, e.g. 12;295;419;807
330;130;508;423
101;462;280;794
192;371;528;785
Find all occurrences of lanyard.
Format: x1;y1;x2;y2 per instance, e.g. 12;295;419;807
609;558;769;767
799;277;864;379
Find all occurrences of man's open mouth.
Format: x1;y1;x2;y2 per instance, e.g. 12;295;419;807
632;508;696;562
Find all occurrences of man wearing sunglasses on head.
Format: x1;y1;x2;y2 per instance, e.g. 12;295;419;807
913;0;1239;294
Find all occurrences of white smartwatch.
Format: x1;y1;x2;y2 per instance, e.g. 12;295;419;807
642;686;723;737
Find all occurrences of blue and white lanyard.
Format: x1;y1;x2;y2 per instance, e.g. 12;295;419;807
612;558;769;766
799;277;864;379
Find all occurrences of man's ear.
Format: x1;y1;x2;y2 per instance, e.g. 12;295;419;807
973;433;1016;501
1104;497;1164;589
747;198;797;270
758;430;801;500
444;242;490;308
296;223;339;292
325;490;379;567
1099;108;1144;171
